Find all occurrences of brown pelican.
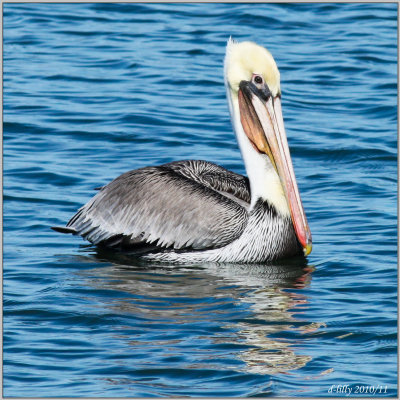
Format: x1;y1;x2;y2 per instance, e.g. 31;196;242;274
52;39;312;263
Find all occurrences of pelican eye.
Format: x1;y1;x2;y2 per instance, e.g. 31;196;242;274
253;75;263;85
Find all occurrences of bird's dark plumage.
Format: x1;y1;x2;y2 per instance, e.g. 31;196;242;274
56;160;251;253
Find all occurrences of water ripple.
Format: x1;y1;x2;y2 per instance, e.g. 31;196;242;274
3;3;397;398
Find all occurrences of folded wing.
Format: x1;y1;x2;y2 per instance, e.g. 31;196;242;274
61;160;251;251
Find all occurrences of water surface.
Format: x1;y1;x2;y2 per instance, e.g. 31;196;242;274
3;3;397;397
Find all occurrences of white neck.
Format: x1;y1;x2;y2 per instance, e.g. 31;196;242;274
226;89;290;216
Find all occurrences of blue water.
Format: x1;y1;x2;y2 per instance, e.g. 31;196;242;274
3;3;397;397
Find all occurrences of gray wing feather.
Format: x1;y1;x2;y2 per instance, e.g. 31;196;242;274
66;160;250;250
164;160;250;204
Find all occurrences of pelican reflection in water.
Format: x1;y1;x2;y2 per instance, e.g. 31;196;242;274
77;257;320;378
53;39;312;263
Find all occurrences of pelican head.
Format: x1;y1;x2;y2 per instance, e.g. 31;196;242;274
224;38;312;256
225;39;281;98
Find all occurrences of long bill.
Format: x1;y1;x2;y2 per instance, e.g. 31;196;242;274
238;82;312;256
